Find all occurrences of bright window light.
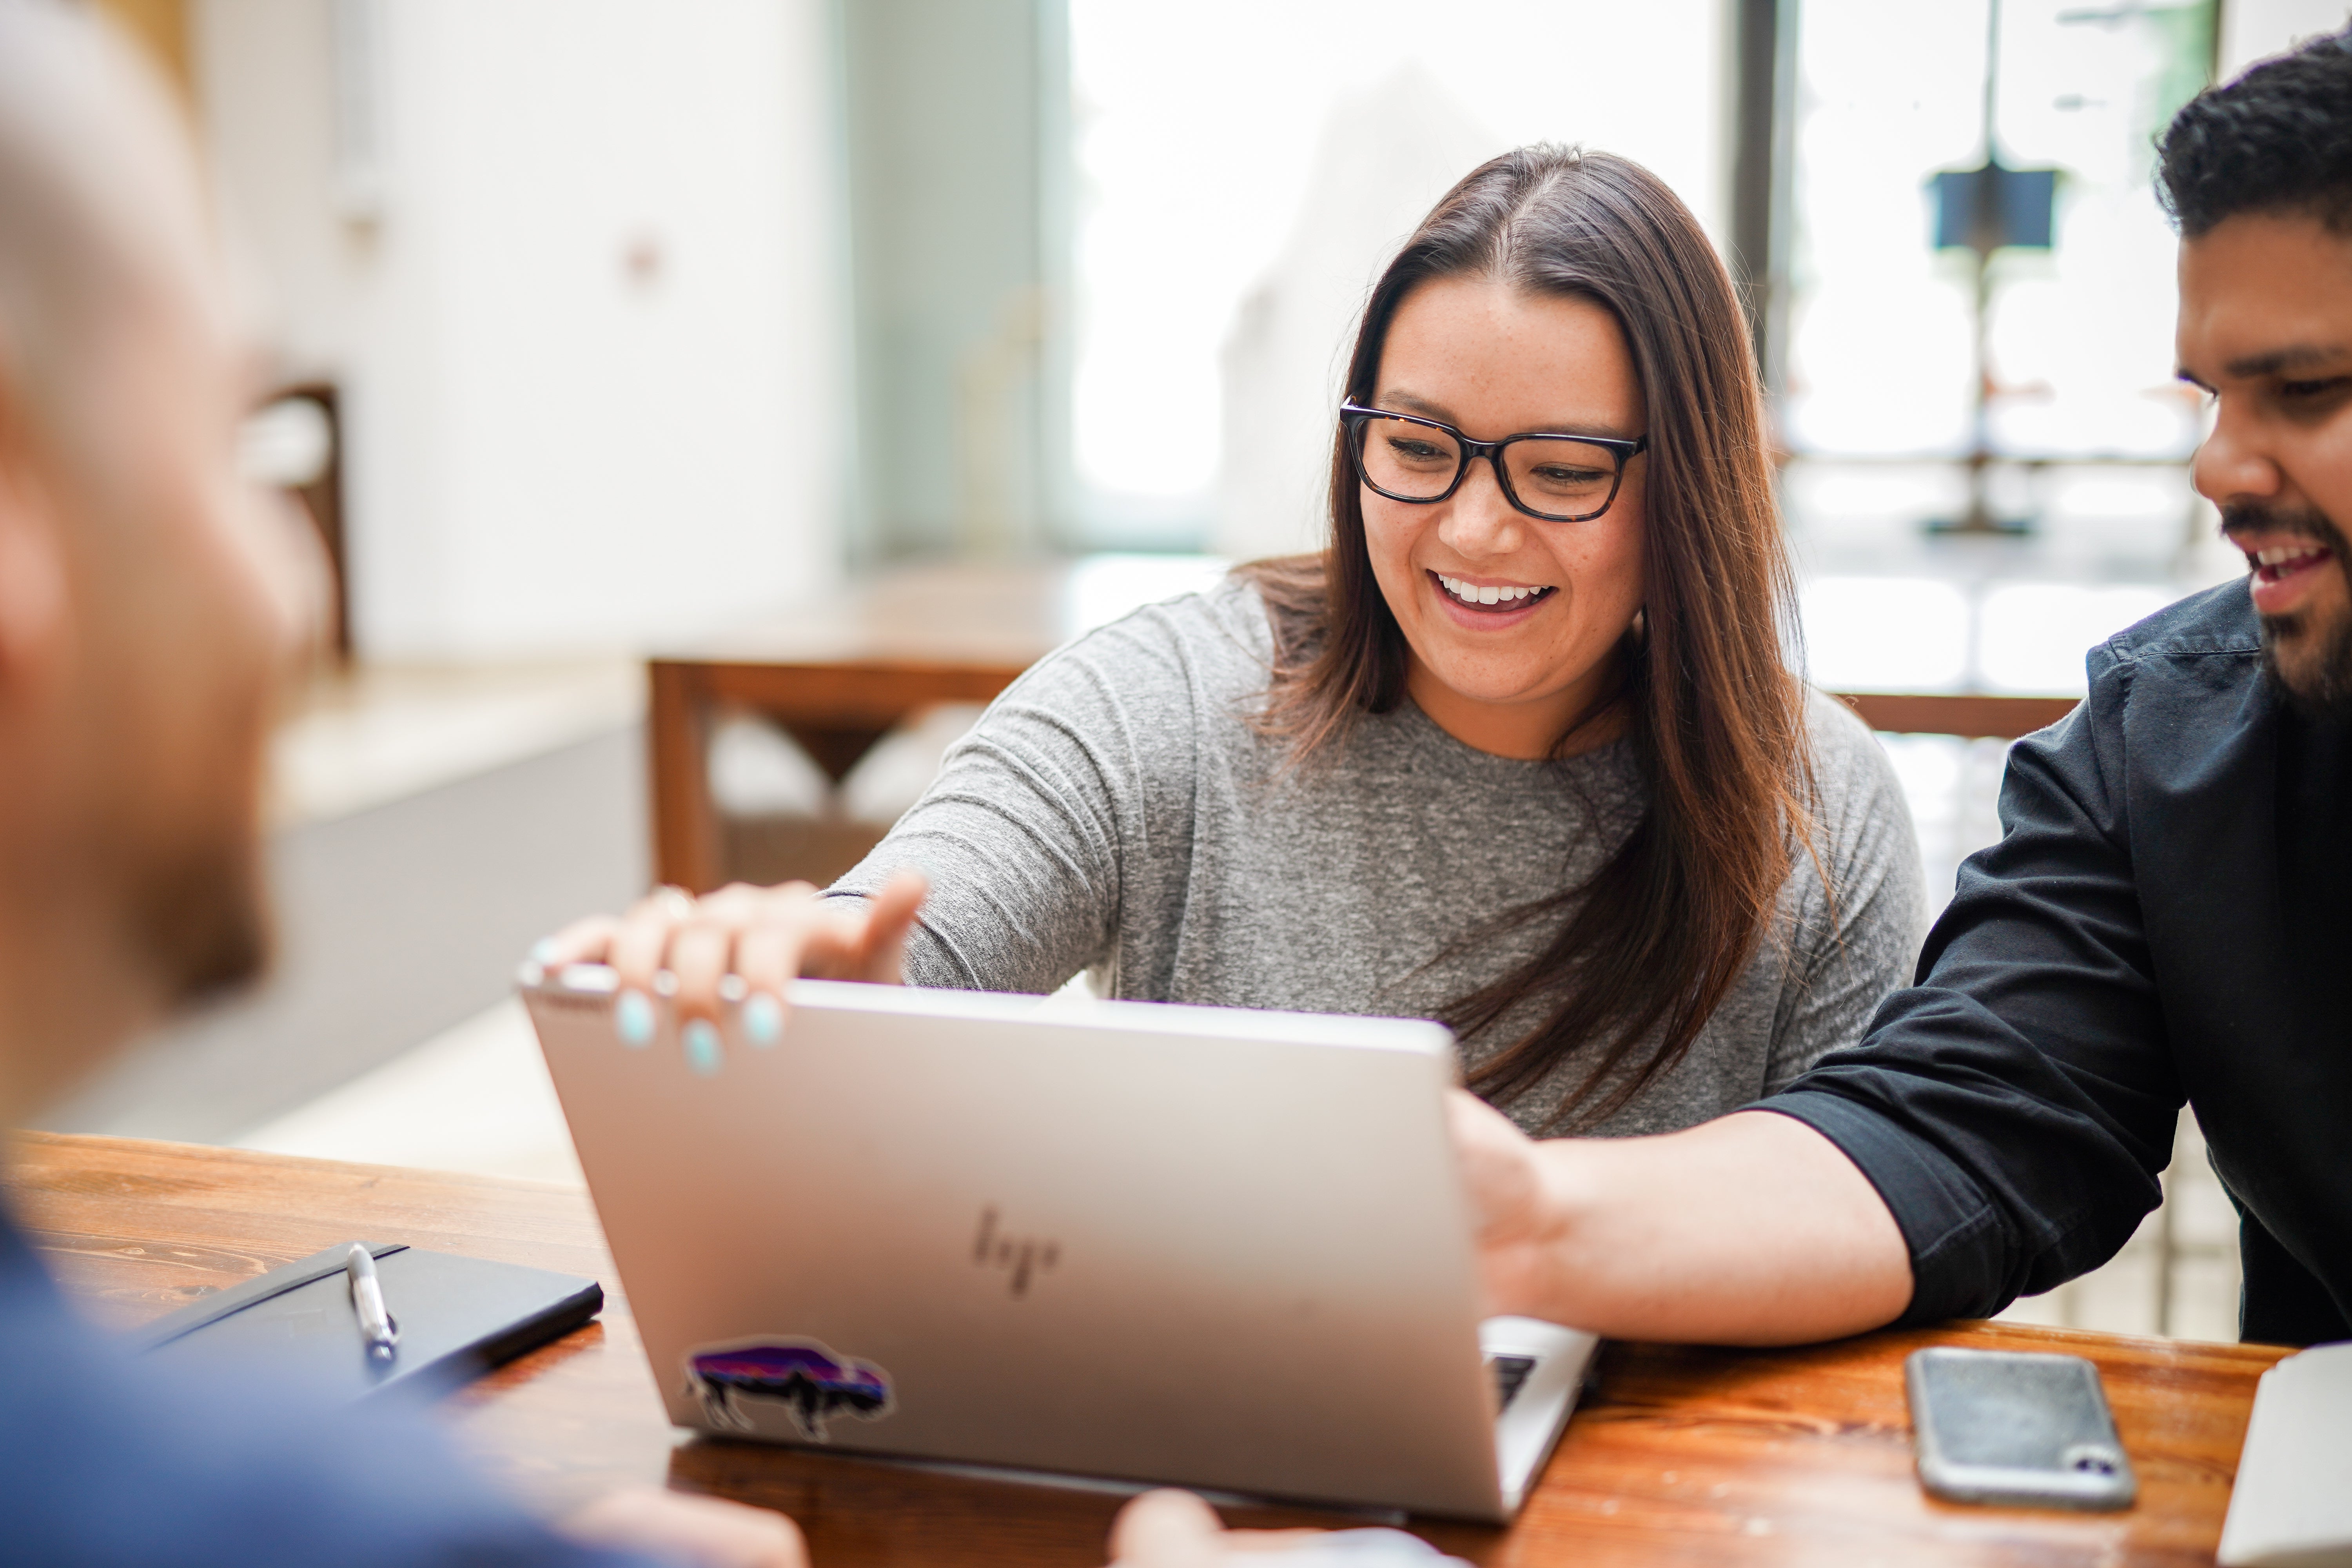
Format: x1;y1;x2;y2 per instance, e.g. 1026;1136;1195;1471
1800;577;1973;692
1068;0;1724;544
1785;0;2212;458
1978;582;2173;693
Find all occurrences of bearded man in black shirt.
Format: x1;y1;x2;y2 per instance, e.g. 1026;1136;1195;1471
1448;26;2352;1348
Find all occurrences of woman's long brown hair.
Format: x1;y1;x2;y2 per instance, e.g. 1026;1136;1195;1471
1241;145;1816;1132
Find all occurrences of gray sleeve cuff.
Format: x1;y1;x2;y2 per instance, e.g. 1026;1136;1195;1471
1749;1092;2015;1327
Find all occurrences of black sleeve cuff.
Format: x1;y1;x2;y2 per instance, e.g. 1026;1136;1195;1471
1749;1092;2016;1326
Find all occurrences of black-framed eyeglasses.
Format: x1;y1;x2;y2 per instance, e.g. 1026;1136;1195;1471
1339;402;1647;523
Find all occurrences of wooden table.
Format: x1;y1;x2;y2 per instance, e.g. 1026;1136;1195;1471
4;1131;2278;1567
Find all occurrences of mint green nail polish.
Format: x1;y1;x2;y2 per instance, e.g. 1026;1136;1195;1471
529;936;561;965
616;989;655;1049
683;1019;722;1076
742;993;782;1047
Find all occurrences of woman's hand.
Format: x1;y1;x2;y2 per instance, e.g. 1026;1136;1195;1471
535;869;928;1040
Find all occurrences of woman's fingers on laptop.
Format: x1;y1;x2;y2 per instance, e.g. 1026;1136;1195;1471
532;911;619;969
646;874;926;1028
730;871;929;1032
659;881;812;1024
667;913;738;1027
605;884;703;998
850;868;927;981
533;872;927;1040
731;883;828;1028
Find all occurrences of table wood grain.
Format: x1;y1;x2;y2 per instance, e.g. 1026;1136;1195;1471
3;1131;2283;1567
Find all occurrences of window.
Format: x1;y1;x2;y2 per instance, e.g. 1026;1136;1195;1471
1784;0;2214;459
1064;0;1727;554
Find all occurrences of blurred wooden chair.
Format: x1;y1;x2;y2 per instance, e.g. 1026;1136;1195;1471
648;566;2082;893
1835;692;2076;740
245;382;350;662
650;657;1030;893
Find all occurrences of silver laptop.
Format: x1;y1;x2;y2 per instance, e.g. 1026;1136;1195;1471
521;967;1596;1521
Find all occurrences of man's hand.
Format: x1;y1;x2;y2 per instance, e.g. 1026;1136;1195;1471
564;1487;804;1568
1442;1092;1916;1345
1445;1091;1567;1320
534;869;928;1036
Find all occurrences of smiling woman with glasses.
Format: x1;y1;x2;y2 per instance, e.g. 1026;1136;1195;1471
1341;403;1648;524
557;146;1925;1143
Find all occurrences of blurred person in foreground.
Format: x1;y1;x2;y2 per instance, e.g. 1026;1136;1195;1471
578;28;2352;1351
0;5;1310;1565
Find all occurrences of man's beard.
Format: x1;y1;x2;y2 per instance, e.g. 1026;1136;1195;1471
2222;503;2352;722
125;824;272;1011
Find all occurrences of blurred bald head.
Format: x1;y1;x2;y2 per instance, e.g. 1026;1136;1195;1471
0;0;306;1119
0;0;224;488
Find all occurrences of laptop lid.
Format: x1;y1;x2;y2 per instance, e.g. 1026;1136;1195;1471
524;971;1515;1518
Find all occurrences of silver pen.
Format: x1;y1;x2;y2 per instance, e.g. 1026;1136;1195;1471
345;1244;399;1361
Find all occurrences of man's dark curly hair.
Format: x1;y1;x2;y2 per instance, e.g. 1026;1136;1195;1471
2157;24;2352;238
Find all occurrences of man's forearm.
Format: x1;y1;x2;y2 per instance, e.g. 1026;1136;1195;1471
1458;1100;1915;1345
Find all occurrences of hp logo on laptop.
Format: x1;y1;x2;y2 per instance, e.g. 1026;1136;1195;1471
971;1206;1059;1299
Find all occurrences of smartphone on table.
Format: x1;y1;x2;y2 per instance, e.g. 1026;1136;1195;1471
1905;1347;2136;1511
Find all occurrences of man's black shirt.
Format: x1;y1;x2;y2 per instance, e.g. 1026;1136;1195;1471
1769;580;2352;1344
2258;698;2352;1341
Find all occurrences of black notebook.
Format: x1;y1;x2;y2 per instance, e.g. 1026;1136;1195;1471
134;1241;603;1400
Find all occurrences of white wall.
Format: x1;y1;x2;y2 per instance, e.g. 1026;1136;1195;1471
2221;0;2352;74
194;0;844;660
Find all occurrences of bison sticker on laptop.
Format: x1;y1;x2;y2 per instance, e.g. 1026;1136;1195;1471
684;1337;895;1442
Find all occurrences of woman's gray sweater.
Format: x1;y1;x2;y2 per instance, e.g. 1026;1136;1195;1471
828;580;1926;1136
